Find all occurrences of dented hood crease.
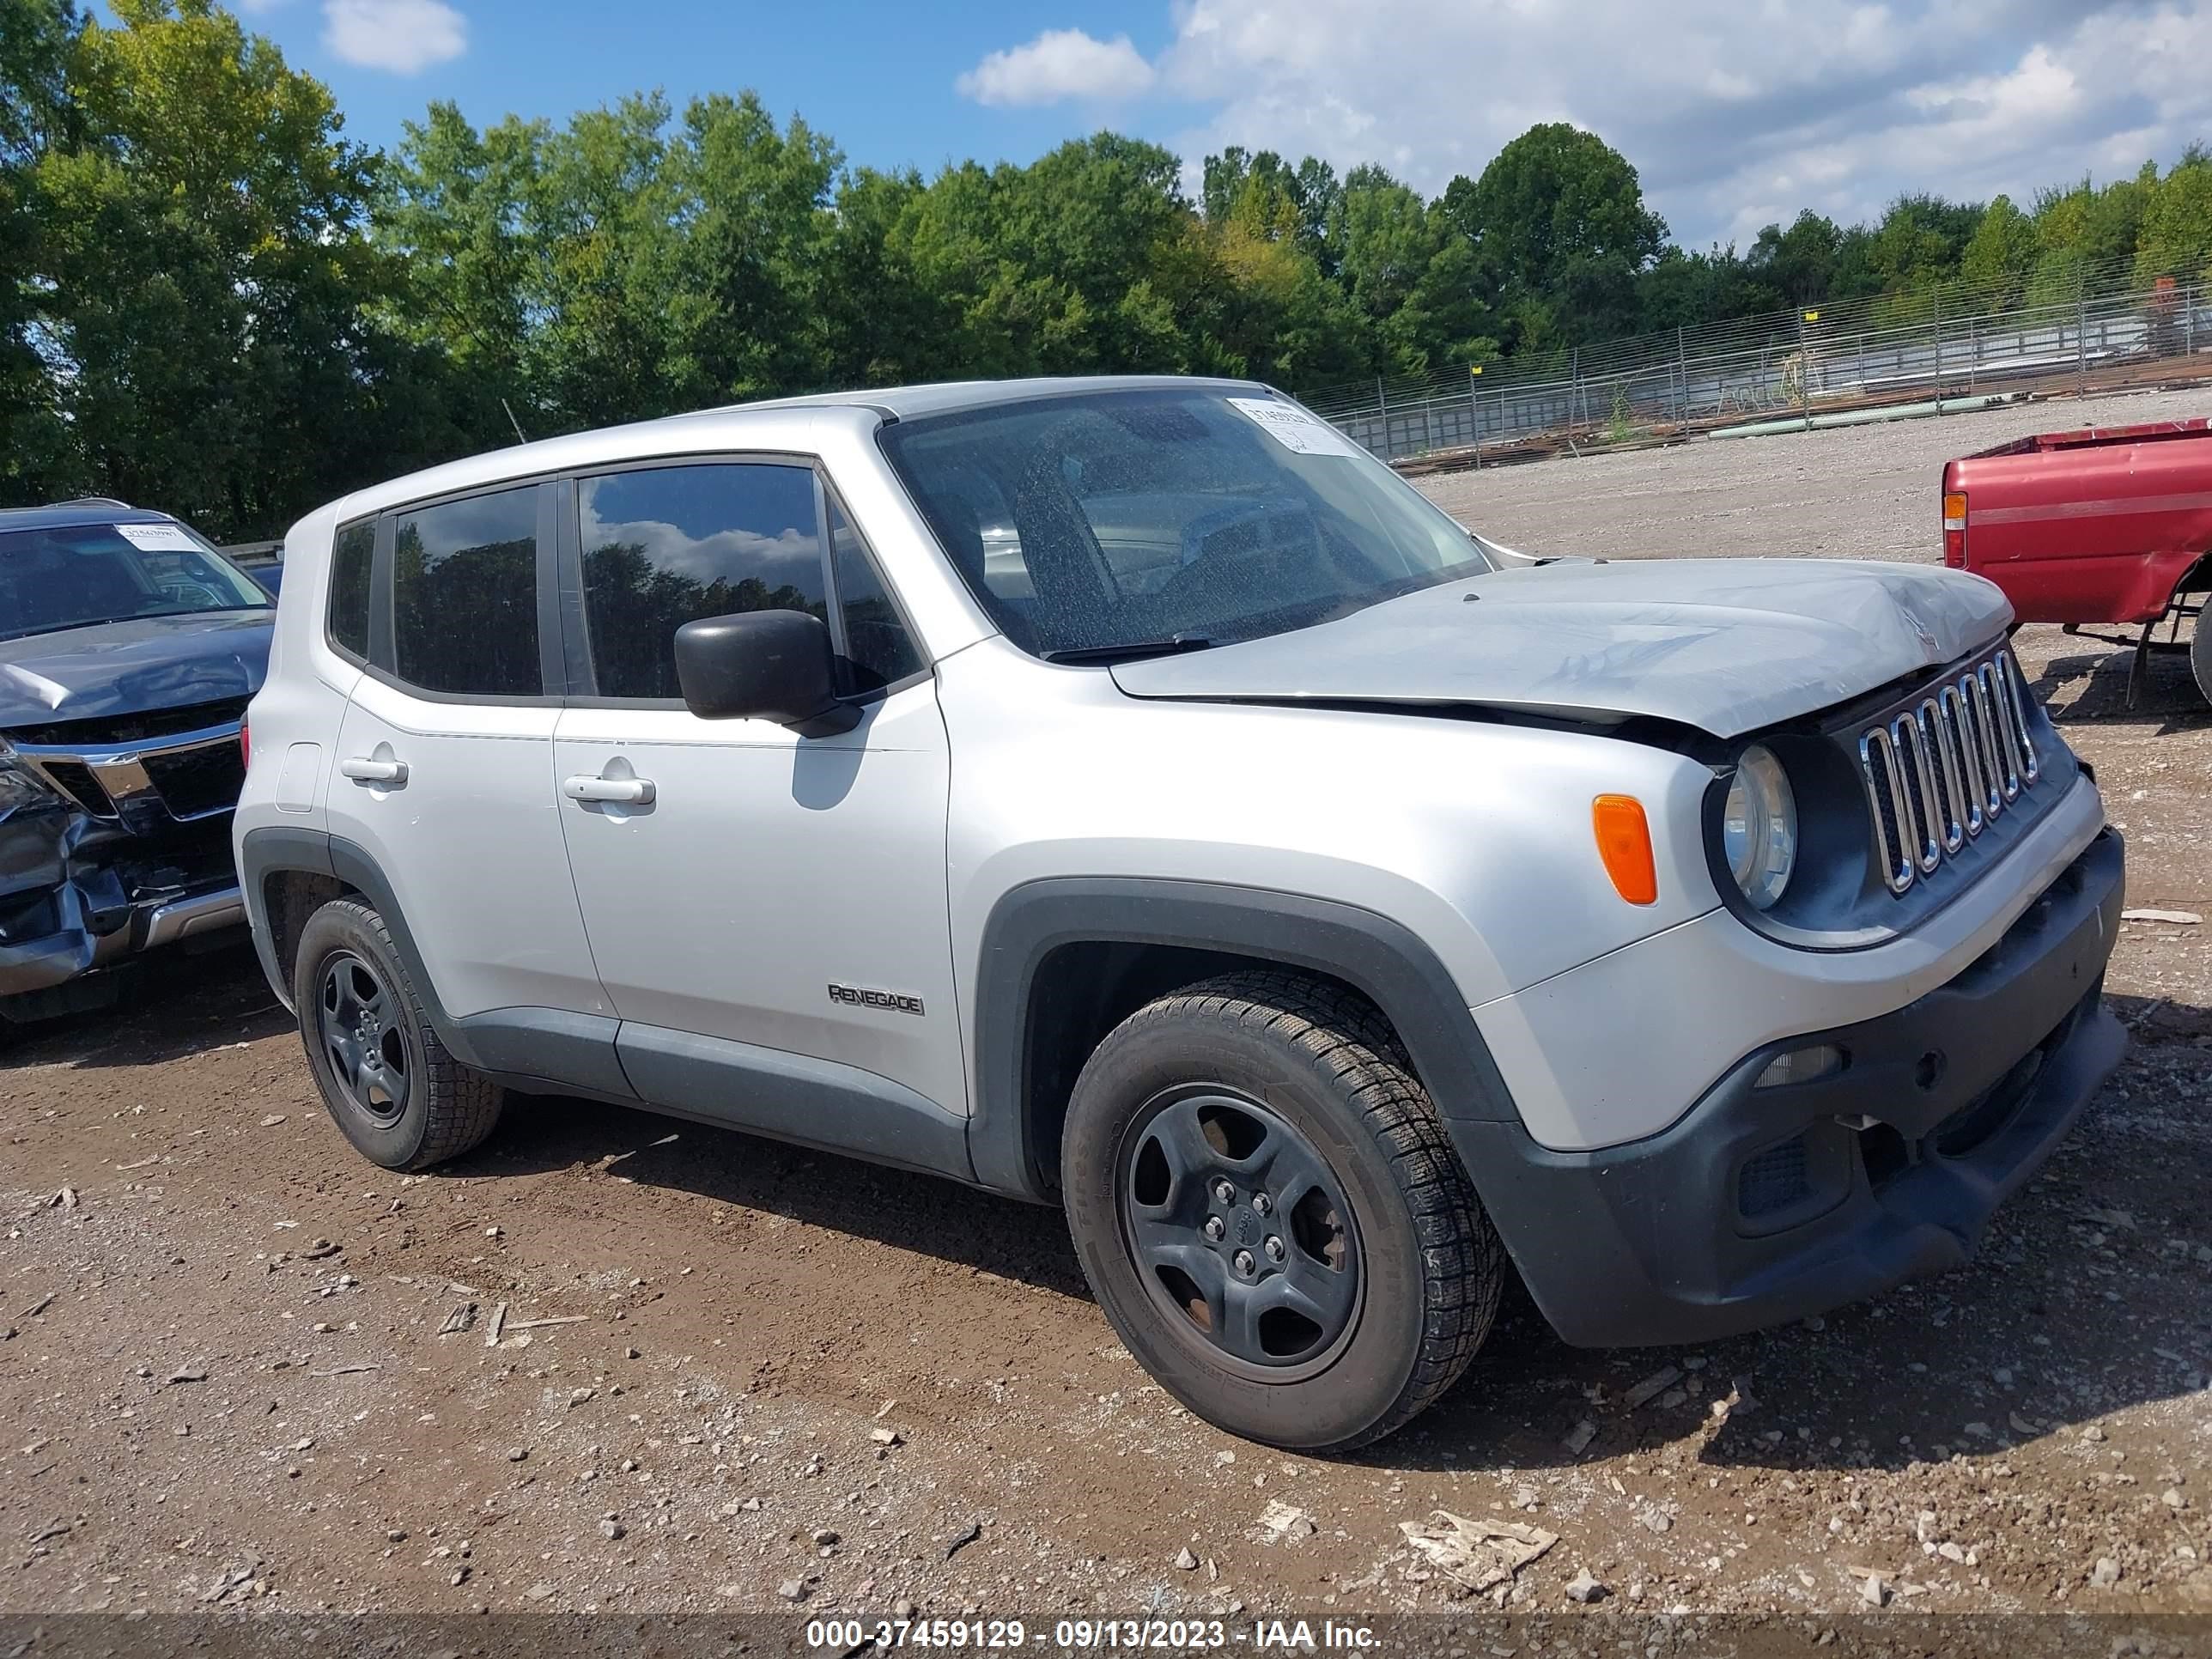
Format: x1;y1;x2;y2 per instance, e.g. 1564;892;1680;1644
0;611;272;731
1109;558;2012;738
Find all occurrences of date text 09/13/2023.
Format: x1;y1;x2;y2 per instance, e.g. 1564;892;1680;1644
802;1618;1380;1650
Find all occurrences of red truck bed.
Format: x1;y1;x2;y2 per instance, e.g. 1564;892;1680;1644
1942;416;2212;626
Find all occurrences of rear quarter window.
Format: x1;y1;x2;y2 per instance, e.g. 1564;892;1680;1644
328;520;373;660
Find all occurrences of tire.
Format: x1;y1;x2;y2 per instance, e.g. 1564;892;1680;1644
292;896;503;1170
1060;971;1504;1451
2192;601;2211;706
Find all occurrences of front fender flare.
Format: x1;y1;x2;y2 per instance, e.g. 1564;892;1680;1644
965;877;1521;1201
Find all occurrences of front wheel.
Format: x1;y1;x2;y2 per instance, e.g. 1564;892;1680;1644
293;896;503;1170
2191;602;2211;706
1060;972;1504;1450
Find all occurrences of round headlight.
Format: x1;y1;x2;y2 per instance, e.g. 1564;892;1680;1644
1723;744;1797;910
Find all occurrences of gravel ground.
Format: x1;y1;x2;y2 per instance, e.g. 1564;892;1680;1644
3;387;2209;1638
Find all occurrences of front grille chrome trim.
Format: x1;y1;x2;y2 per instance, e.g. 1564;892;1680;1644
1859;647;2045;897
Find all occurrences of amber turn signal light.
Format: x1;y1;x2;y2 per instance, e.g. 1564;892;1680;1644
1592;794;1658;906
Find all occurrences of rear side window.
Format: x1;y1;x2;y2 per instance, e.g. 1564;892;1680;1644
577;462;829;701
328;520;373;659
391;487;542;696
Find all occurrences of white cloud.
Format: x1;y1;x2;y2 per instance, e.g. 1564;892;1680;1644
1048;0;2212;247
320;0;467;75
957;28;1156;107
580;504;822;588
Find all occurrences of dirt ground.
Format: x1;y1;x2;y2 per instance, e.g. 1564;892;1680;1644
3;387;2209;1640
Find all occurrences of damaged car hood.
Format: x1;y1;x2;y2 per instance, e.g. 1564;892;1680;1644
1109;558;2013;738
0;611;272;731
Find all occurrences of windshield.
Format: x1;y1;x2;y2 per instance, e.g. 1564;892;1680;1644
0;520;270;643
878;386;1492;658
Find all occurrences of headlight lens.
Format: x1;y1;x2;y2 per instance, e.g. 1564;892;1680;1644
1723;744;1796;910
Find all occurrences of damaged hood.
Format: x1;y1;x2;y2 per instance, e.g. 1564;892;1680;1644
0;611;272;732
1110;558;2012;738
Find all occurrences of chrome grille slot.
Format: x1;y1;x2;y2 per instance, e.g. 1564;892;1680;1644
1891;711;1942;876
1857;649;2044;896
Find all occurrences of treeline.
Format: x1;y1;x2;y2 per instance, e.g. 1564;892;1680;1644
3;0;2209;540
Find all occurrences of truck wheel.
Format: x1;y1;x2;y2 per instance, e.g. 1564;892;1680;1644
2193;606;2212;706
292;896;503;1171
1060;972;1502;1450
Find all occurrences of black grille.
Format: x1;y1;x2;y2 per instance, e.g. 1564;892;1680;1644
4;696;251;749
38;759;115;817
142;741;245;818
1737;1137;1812;1219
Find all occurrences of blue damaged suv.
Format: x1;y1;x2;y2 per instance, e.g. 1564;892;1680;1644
0;499;274;1031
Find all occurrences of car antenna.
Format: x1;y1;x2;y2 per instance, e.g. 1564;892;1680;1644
501;398;530;446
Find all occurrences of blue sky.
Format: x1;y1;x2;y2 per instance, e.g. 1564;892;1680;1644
209;0;2212;249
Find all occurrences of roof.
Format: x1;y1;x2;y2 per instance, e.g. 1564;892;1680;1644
0;500;174;533
316;373;1278;528
687;374;1268;422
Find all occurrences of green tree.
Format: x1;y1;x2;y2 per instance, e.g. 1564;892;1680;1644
0;0;82;501
2133;147;2212;285
1958;194;2039;304
1441;123;1666;349
26;0;426;535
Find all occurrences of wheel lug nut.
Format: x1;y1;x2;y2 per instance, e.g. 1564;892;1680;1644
1202;1216;1225;1241
1251;1193;1273;1216
1212;1179;1235;1204
1232;1249;1255;1276
1264;1236;1285;1261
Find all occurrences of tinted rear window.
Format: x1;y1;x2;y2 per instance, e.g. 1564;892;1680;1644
328;520;373;659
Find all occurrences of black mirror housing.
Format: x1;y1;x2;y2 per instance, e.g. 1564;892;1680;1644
673;611;860;736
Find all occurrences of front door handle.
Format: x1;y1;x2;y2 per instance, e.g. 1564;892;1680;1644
340;757;407;786
562;775;655;805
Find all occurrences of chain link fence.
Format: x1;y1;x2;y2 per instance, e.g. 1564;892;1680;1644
1302;255;2212;467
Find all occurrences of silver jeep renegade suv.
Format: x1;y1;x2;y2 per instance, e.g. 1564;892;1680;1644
237;377;2124;1449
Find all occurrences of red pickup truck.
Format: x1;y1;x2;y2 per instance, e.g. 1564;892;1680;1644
1942;416;2210;702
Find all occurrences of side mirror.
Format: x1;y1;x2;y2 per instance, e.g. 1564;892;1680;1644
673;611;860;736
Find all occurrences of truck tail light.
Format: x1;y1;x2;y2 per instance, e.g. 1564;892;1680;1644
1942;491;1967;567
240;718;251;771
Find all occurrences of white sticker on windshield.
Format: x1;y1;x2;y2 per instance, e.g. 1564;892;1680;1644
1227;397;1364;458
114;521;199;552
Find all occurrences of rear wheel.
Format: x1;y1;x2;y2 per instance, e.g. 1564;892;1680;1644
293;897;502;1170
1061;972;1503;1450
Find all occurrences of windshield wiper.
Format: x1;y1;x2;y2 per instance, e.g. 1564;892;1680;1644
1042;635;1217;665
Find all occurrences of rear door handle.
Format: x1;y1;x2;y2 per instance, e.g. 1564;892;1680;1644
340;757;407;786
562;775;654;805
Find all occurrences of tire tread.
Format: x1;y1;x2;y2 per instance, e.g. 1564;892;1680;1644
301;898;502;1170
1085;969;1503;1450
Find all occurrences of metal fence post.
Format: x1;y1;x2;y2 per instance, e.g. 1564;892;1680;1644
1796;308;1812;430
1375;376;1389;459
1933;288;1944;415
1468;368;1482;467
2076;268;2088;396
1675;325;1687;427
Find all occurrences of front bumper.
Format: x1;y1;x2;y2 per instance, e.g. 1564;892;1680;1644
1454;827;2125;1347
0;879;244;1011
